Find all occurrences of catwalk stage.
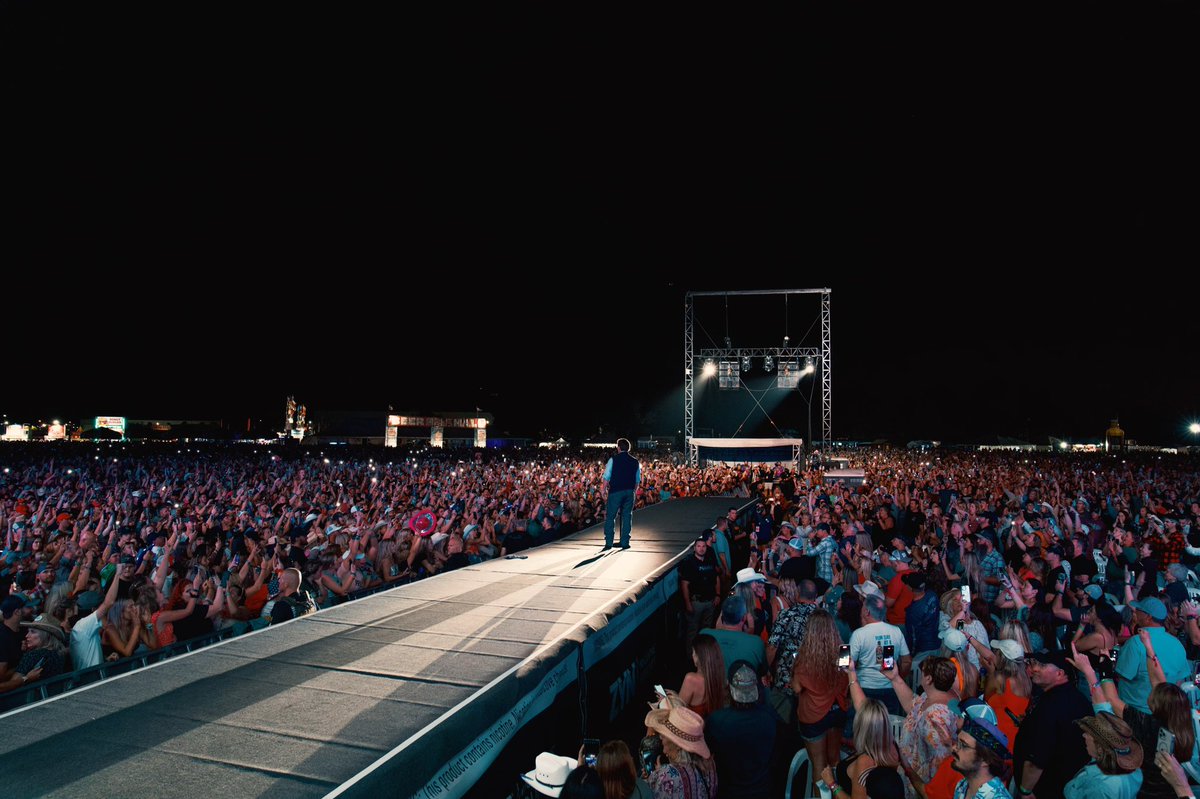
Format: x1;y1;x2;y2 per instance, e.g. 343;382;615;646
0;497;739;799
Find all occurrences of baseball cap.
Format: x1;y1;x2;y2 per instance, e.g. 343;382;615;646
991;639;1025;661
1130;597;1168;621
960;697;998;725
0;594;29;618
1029;649;1077;679
728;660;759;704
939;628;968;652
75;591;102;612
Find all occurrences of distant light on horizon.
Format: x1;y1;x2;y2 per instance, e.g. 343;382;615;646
1190;422;1200;435
1059;441;1068;450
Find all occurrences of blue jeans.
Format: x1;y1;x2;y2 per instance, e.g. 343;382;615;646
605;489;635;547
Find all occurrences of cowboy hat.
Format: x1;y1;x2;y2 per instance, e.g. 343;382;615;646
1077;711;1143;772
644;706;711;759
520;752;577;797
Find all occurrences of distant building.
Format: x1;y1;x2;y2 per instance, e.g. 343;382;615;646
306;411;494;448
1105;419;1127;453
79;418;227;440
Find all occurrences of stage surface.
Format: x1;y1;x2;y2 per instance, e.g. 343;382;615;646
0;497;736;799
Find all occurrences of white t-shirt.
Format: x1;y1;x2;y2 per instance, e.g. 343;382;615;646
70;611;104;671
849;620;910;689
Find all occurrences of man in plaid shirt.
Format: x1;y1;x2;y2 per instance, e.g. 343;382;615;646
803;522;838;584
977;534;1005;604
1150;517;1187;567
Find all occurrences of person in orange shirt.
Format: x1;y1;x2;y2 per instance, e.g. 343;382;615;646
978;639;1030;752
884;549;915;626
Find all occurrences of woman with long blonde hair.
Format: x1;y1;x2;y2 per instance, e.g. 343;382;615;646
997;620;1033;654
818;696;902;799
771;576;796;629
791;609;850;780
979;640;1031;750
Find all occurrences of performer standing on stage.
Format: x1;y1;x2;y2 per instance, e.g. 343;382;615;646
602;438;641;550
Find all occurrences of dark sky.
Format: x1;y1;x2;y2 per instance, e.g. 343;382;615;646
3;3;1197;444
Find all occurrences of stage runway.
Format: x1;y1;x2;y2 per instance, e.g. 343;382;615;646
0;497;737;799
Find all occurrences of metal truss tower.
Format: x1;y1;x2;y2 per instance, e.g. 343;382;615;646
683;288;832;466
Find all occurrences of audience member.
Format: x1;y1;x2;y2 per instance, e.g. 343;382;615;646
790;609;850;781
705;661;775;799
680;536;720;652
644;706;718;799
677;634;726;719
596;740;652;799
700;595;767;677
1064;711;1144;799
1013;650;1093;799
849;593;911;715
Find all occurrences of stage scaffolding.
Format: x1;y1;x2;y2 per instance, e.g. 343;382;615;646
683;289;831;466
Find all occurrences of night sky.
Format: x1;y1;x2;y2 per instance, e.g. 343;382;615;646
3;3;1197;445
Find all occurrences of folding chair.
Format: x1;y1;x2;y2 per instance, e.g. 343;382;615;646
890;714;906;744
786;748;816;799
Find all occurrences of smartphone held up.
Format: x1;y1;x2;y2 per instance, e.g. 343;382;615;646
583;738;599;768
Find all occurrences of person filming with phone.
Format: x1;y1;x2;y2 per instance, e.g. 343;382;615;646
849;592;911;715
791;610;851;785
1068;633;1195;799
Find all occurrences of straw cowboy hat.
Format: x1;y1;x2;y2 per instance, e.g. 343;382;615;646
644;706;711;759
1077;711;1143;772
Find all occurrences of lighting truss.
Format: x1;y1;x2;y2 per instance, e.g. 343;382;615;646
684;288;833;465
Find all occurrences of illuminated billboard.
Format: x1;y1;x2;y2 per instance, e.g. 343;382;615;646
95;416;127;436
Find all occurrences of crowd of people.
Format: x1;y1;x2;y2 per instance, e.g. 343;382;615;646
537;449;1200;799
0;444;753;695
8;443;1200;799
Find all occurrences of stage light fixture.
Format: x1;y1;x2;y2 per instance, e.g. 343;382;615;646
741;355;752;371
804;356;815;374
763;356;775;372
702;358;717;378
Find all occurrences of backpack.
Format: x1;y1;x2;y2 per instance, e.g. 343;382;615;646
262;590;316;622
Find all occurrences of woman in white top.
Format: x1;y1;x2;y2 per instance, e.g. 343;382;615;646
937;589;989;668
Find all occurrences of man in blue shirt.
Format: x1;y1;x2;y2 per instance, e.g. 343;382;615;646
1116;596;1189;713
602;438;640;550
